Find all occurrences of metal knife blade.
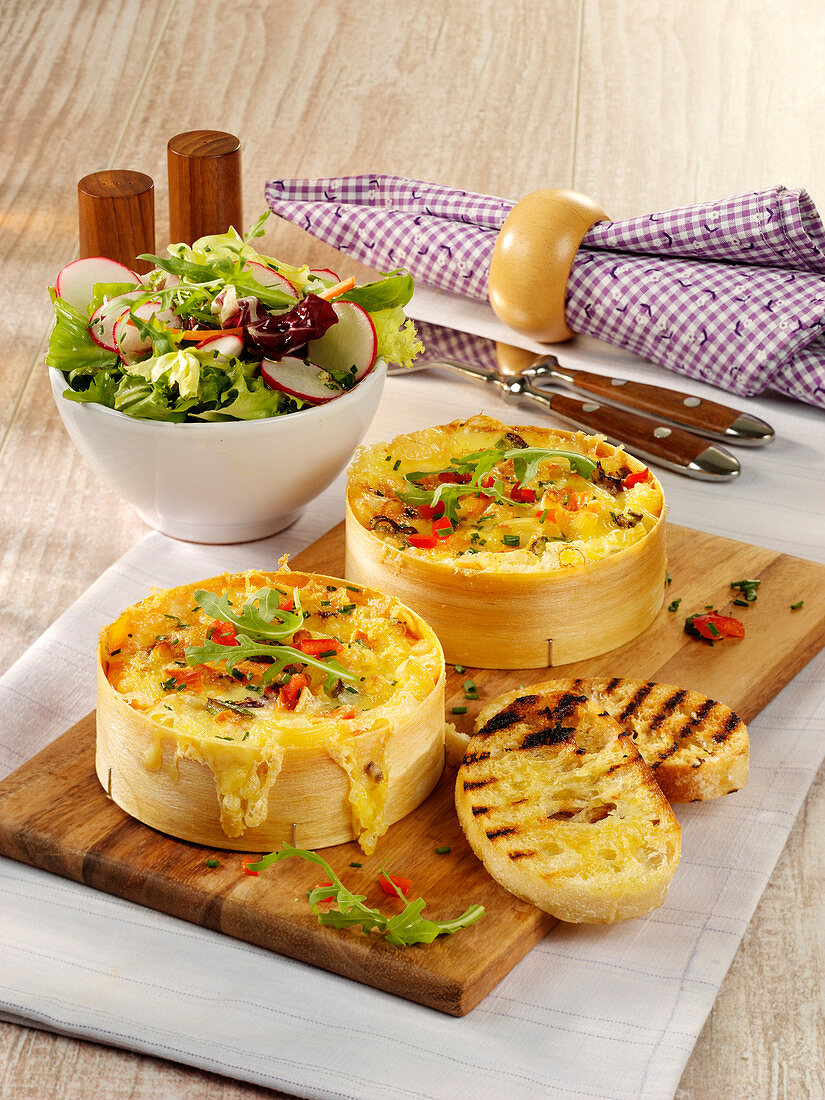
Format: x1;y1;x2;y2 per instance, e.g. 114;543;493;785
415;357;740;480
513;353;774;446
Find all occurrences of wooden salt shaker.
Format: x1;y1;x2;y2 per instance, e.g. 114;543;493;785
167;129;243;244
77;170;155;274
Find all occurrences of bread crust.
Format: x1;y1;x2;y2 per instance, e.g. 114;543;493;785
455;688;681;923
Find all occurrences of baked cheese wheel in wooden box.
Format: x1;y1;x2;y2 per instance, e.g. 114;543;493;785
96;569;446;853
345;414;666;669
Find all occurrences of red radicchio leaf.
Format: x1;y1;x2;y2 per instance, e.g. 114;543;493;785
247;295;338;358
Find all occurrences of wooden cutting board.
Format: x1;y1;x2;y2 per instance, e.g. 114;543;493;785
1;522;824;1016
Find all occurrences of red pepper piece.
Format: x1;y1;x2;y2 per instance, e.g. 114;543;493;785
686;611;745;640
280;672;310;709
379;873;412;897
438;471;471;484
480;475;495;488
296;637;343;657
210;621;238;646
432;516;454;540
242;860;259;876
417;501;446;521
279;598;294;612
407;532;438;549
510;482;536;503
623;468;651;489
165;666;202;691
314;879;335;901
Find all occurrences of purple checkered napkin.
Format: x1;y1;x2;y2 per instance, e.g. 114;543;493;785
265;176;825;409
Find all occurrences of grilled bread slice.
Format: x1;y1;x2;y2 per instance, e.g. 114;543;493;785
544;678;748;803
455;688;681;923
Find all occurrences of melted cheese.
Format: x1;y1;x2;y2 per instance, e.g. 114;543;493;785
101;570;443;848
347;414;664;573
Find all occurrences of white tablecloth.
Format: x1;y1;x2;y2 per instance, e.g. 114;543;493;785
1;305;823;1099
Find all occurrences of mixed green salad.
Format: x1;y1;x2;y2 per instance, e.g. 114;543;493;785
46;213;422;422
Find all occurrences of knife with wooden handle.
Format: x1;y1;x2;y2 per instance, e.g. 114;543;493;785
418;357;741;480
494;344;774;445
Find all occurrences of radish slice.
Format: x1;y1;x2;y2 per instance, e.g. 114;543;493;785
306;301;377;382
89;290;145;351
309;267;341;283
114;300;176;364
260;357;344;403
55;256;140;314
195;333;244;361
248;261;297;295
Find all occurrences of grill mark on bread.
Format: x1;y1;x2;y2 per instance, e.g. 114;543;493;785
485;827;516;840
520;725;576;749
713;710;743;743
650;742;678;767
538;692;586;718
618;682;654;722
463;778;496;790
471;805;490;816
648;688;688;730
462;750;491;765
692;698;716;724
477;695;540;736
508;849;536;860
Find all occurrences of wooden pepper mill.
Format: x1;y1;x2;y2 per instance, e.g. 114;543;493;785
167;129;243;244
77;170;155;274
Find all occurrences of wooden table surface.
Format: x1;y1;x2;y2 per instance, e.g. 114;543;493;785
1;2;823;1096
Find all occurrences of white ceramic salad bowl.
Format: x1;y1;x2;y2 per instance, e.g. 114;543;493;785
49;360;386;543
45;216;422;543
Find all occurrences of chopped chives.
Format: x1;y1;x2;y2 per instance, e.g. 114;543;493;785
791;600;804;610
341;603;356;614
435;846;451;855
502;534;520;547
454;664;466;673
350;861;363;868
451;705;468;715
205;858;219;868
667;598;681;612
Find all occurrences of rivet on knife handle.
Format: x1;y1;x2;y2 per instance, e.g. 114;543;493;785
512;384;740;480
532;356;774;446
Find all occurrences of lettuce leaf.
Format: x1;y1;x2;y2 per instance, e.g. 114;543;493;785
193;364;293;421
46;293;119;374
371;307;423;369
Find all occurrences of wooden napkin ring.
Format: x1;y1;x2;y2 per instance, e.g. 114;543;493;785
488;189;609;342
77;170;155;275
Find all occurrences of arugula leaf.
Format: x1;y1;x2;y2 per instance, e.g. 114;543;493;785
138;252;221;284
194;586;303;641
185;634;355;689
185;587;358;689
341;269;414;312
246;846;485;947
396;445;597;523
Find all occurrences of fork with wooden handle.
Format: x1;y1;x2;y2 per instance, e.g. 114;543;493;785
389;347;763;480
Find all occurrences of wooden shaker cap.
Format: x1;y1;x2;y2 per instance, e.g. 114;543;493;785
167;129;242;245
77;170;155;275
488;189;609;342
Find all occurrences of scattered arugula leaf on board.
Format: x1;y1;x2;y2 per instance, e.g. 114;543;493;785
246;845;484;947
